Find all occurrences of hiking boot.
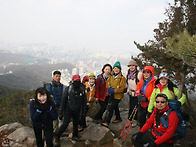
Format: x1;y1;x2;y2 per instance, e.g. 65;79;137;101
93;119;102;124
54;137;60;147
131;120;138;128
112;119;122;123
101;122;109;127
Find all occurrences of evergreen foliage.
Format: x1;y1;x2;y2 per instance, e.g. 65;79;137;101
166;29;196;67
0;88;34;126
134;0;196;124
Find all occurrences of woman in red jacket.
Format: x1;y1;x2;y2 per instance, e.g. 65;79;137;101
132;93;179;147
94;64;112;123
136;66;156;128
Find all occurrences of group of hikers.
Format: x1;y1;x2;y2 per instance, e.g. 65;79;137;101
29;59;187;147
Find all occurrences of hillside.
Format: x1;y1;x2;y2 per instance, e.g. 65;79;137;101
0;62;74;90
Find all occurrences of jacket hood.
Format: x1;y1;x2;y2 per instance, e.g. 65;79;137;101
143;66;154;76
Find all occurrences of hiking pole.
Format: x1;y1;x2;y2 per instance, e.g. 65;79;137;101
119;105;137;138
122;107;138;144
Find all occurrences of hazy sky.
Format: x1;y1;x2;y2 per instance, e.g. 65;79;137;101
0;0;172;54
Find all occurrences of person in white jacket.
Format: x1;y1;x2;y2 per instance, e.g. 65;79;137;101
126;59;142;127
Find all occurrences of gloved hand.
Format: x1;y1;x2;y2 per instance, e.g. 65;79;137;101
145;140;156;147
132;131;143;142
147;112;152;118
108;87;114;94
86;87;90;92
39;103;50;111
138;94;148;102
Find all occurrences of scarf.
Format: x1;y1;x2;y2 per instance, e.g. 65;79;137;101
128;70;136;80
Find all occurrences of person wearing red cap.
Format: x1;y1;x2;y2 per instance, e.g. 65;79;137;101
136;66;156;128
148;69;186;115
54;74;86;145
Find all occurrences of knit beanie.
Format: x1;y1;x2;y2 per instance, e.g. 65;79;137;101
113;61;121;69
89;72;96;79
127;59;138;66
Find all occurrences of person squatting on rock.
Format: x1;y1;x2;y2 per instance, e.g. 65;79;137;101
30;87;58;147
94;63;112;123
55;74;86;144
132;93;179;147
46;70;64;133
147;69;186;115
136;66;156;128
126;59;142;127
101;61;126;127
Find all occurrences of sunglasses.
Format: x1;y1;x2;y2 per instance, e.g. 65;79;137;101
156;101;166;104
159;73;168;77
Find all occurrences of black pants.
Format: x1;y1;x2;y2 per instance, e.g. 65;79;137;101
139;106;147;128
128;95;138;120
106;98;121;124
132;131;174;147
94;96;109;120
56;108;80;138
33;126;53;147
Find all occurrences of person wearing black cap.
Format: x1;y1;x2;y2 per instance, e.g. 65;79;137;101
54;74;86;145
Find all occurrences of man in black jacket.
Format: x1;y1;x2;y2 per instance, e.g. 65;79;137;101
54;74;86;144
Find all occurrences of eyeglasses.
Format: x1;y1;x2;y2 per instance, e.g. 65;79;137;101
159;73;168;77
156;101;166;104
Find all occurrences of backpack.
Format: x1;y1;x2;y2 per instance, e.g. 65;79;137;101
157;99;187;140
96;74;104;84
44;81;56;93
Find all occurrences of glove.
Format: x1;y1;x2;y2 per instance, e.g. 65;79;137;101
138;94;148;102
86;87;90;92
132;131;143;142
147;112;152;118
59;113;63;120
108;87;114;94
39;103;50;111
145;140;156;147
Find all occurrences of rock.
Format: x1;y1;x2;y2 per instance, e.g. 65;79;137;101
7;126;35;146
0;122;23;133
80;122;114;146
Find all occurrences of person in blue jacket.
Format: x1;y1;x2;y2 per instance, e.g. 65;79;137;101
30;87;58;147
46;70;64;133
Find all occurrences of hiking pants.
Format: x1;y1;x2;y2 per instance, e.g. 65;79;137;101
56;108;80;138
94;96;109;120
128;95;138;120
139;106;147;128
106;98;121;124
53;106;60;133
33;126;53;147
132;130;174;147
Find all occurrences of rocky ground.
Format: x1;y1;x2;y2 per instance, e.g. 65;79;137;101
0;94;195;147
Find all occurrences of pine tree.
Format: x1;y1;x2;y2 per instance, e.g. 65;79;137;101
134;0;196;123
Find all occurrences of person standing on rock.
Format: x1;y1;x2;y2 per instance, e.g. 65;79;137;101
136;66;156;128
54;74;86;144
30;87;58;147
94;63;112;123
101;61;126;127
126;59;142;127
46;70;64;134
